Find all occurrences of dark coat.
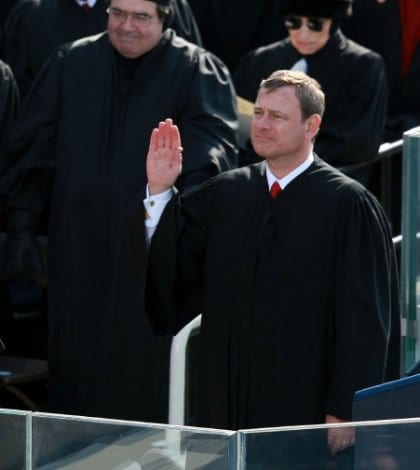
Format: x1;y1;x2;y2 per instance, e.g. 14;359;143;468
3;0;202;97
0;60;18;166
3;29;237;421
0;60;18;215
147;158;401;430
234;30;387;168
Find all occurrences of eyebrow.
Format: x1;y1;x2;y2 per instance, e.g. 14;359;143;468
254;105;287;117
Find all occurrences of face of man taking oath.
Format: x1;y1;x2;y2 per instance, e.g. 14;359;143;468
251;85;321;172
107;0;164;59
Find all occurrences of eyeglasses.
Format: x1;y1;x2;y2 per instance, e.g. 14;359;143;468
106;7;157;26
284;16;326;33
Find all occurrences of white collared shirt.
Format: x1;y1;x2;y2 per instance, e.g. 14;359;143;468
75;0;98;7
144;152;315;243
266;152;314;191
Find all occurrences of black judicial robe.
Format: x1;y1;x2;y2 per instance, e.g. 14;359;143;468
0;60;18;165
234;30;387;168
147;158;401;430
0;60;19;215
3;0;202;97
3;29;237;421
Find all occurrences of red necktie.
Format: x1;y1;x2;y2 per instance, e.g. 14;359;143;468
270;181;282;199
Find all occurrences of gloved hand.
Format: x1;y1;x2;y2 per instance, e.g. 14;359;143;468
5;209;45;279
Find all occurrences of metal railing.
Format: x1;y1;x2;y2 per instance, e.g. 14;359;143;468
339;139;403;225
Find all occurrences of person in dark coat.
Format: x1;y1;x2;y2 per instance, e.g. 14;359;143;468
143;70;400;456
0;0;237;423
0;0;15;52
233;0;387;187
0;60;19;189
2;0;202;97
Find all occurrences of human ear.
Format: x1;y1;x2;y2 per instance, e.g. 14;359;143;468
306;114;322;137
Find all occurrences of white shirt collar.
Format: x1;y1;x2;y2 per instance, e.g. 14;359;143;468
266;153;314;190
75;0;97;7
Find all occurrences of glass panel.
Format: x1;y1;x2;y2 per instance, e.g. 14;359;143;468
240;418;420;470
31;413;236;469
0;409;29;470
401;126;420;371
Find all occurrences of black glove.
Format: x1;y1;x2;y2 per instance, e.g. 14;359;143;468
5;209;45;279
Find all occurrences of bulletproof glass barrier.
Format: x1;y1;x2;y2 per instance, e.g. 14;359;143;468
400;126;420;372
0;409;28;469
239;418;420;470
4;409;420;469
0;408;237;469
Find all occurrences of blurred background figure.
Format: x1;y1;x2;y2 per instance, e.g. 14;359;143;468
2;0;202;97
234;0;387;188
0;0;237;422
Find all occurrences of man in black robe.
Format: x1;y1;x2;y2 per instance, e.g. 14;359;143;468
233;0;387;187
144;70;400;457
1;0;237;422
2;0;202;97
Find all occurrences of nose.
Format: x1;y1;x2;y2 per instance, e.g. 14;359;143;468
295;23;312;39
120;15;136;30
254;114;271;130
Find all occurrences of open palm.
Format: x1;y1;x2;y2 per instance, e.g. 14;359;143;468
146;118;183;195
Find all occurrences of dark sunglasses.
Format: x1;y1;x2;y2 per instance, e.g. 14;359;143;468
284;16;326;33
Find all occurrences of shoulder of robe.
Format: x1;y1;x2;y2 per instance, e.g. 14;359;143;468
168;29;229;70
57;31;108;60
340;36;385;67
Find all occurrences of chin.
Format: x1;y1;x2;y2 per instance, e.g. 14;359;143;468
117;47;142;59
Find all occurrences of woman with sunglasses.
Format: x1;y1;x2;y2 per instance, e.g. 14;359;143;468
234;0;387;188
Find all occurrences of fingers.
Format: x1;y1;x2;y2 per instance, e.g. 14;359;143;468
152;119;180;151
169;121;181;150
147;118;182;174
327;426;355;456
149;128;159;152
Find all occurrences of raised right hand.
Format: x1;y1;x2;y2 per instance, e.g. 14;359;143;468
146;118;183;195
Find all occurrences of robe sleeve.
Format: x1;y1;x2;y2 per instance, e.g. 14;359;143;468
0;61;19;189
146;181;213;334
174;49;238;190
0;49;63;213
315;50;388;165
172;0;203;47
326;186;401;419
2;0;38;97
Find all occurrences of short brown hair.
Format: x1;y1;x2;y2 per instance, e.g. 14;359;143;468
259;70;325;121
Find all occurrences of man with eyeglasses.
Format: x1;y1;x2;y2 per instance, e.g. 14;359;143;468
2;0;202;98
233;0;387;187
0;0;237;423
